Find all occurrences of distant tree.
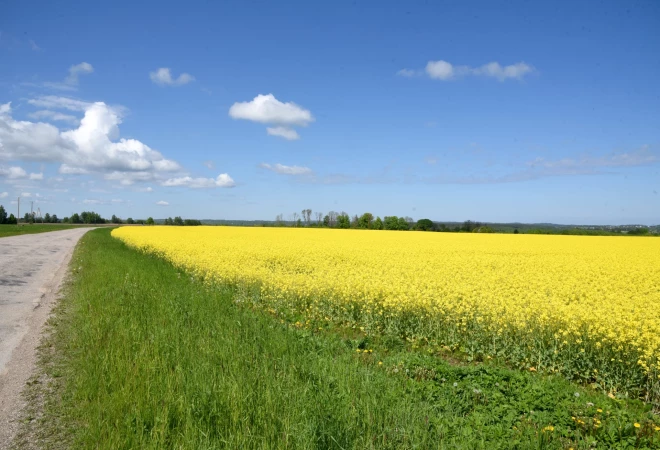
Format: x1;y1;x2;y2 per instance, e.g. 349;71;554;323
350;214;359;228
337;213;351;229
437;223;448;232
24;212;34;224
44;213;51;223
383;216;399;230
165;217;173;225
315;211;323;225
111;214;123;224
473;226;494;233
296;218;302;227
397;217;409;230
184;219;202;226
405;216;414;227
513;229;519;234
146;217;155;225
62;217;70;223
461;220;482;232
0;205;7;224
373;216;383;230
126;217;135;224
174;216;184;226
327;211;338;227
358;212;374;229
7;213;17;225
292;212;299;226
51;214;58;223
323;215;330;227
416;218;434;231
275;214;285;227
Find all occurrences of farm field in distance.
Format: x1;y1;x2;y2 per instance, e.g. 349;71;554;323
112;226;660;408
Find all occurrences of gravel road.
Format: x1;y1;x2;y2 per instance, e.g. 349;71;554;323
0;228;91;449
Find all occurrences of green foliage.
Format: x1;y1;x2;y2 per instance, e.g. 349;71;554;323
473;226;494;233
20;229;660;449
397;217;409;230
7;213;17;225
373;216;383;230
146;217;155;225
0;204;8;224
358;212;374;229
383;216;399;230
416;218;434;231
337;213;351;229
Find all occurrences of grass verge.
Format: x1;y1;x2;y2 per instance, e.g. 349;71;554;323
0;225;79;238
15;229;660;449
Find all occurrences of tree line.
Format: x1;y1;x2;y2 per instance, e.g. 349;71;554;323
274;210;495;233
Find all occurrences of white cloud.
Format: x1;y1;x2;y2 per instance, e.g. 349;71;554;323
203;160;215;169
65;62;94;85
28;110;79;125
59;164;89;174
0;101;180;179
229;94;313;140
266;126;300;140
396;68;418;77
82;199;102;205
149;68;195;86
162;173;235;188
259;163;313;175
425;60;457;80
28;96;92;111
229;94;313;127
0;192;8;198
20;192;32;198
29;172;43;180
29;40;41;51
156;200;169;206
399;60;535;81
0;165;27;179
472;62;534;81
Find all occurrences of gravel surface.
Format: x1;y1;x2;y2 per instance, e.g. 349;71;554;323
0;228;91;449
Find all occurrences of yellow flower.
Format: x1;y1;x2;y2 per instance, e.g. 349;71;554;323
634;423;641;428
597;408;603;413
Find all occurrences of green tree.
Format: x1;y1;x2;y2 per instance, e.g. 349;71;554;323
146;217;155;225
373;216;383;230
416;218;434;231
336;213;350;229
383;216;399;230
397;217;409;230
174;216;184;226
44;213;51;223
0;205;7;224
358;212;374;229
126;217;135;224
323;215;330;227
7;213;17;225
51;214;59;223
71;213;82;224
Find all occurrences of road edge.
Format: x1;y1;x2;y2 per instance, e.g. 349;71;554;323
0;230;88;450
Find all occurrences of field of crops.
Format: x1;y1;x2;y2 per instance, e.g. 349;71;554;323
112;227;660;406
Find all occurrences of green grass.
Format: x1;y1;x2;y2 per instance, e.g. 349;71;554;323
18;229;660;449
0;224;79;238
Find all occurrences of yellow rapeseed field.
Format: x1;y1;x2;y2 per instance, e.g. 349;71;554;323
111;226;660;402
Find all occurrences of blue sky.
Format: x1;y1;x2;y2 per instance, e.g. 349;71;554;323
1;0;658;224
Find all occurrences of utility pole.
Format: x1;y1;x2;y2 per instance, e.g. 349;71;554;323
17;197;20;225
31;201;34;224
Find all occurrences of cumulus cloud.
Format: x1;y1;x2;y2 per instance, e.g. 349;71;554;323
0;100;180;178
0;165;27;179
29;172;44;180
156;200;169;206
398;60;535;81
266;126;299;140
28;110;79;125
150;68;195;86
259;163;313;175
229;94;313;140
0;192;8;198
162;173;235;188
